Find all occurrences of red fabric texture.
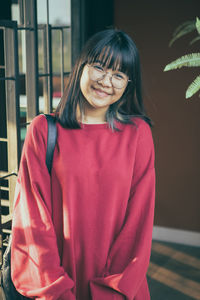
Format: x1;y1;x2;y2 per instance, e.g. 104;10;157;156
11;114;155;300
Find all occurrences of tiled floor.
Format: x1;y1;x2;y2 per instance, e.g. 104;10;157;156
147;240;200;300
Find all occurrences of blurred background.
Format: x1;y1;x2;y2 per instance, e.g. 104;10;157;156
0;0;200;299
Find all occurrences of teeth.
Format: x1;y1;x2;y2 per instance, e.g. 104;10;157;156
97;90;108;96
95;88;108;95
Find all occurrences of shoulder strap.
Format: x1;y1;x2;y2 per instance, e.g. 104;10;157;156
44;114;57;174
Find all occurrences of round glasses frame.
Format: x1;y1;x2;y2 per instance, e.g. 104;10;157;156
87;64;131;89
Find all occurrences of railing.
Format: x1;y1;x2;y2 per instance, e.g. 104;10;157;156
0;173;17;266
0;0;72;262
0;20;21;212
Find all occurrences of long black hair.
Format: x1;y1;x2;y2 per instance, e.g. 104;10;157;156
56;29;152;130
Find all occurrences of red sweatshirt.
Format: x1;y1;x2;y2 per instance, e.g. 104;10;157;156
11;114;155;300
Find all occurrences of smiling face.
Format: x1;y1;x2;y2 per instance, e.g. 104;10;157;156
80;64;127;112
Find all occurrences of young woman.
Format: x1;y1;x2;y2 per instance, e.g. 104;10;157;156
11;29;155;300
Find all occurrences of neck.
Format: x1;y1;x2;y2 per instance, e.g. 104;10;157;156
77;101;108;124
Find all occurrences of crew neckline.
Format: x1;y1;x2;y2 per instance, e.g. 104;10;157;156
80;122;109;129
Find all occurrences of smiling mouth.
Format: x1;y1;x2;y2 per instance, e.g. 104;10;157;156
92;86;112;97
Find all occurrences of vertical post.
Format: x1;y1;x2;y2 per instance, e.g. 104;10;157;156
60;29;64;96
42;24;53;114
42;25;49;113
43;0;53;113
23;0;39;122
46;24;53;113
4;21;21;212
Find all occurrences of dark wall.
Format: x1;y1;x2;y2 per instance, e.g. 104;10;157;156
71;0;114;65
83;0;114;41
114;0;200;232
0;0;11;20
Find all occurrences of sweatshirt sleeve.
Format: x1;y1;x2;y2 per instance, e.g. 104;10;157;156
90;120;155;300
11;115;75;300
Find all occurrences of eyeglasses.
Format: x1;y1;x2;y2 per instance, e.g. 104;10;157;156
87;64;131;89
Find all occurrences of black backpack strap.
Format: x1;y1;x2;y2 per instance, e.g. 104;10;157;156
44;114;57;174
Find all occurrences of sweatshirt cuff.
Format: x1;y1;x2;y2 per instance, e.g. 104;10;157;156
90;279;125;300
59;289;76;300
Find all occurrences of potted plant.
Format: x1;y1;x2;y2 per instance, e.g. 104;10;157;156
164;17;200;99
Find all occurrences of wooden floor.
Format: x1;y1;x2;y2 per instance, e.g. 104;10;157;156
0;240;200;299
0;288;3;300
148;240;200;300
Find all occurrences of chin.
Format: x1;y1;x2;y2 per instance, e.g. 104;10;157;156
91;100;109;108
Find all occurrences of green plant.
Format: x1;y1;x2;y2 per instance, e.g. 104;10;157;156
164;17;200;99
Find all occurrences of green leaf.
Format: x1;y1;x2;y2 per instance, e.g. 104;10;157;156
164;53;200;71
196;17;200;34
173;20;194;36
186;75;200;98
169;21;196;47
190;36;200;45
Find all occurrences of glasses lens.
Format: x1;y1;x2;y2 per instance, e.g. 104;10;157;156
89;65;105;81
112;75;128;88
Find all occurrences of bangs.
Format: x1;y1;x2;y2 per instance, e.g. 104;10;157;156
86;41;134;78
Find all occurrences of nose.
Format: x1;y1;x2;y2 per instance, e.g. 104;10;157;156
99;73;112;87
